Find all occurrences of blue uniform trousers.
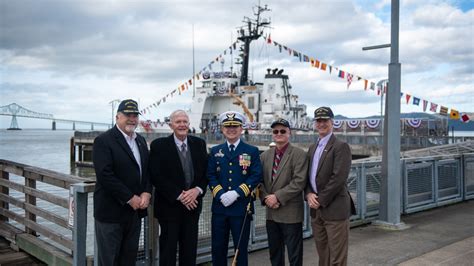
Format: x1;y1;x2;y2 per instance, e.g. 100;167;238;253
211;213;251;266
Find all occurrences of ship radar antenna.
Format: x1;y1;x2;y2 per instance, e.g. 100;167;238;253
237;4;271;86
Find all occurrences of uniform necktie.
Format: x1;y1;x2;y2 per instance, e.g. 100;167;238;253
229;144;235;153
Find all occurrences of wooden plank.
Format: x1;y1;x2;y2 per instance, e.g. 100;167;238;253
0;193;68;229
0;179;68;208
0;165;25;176
0;222;23;242
1;171;9;222
0;251;33;264
0;208;25;226
16;234;72;266
25;178;37;235
24;203;69;229
24;167;90;188
0;193;25;209
23;219;73;250
23;186;68;208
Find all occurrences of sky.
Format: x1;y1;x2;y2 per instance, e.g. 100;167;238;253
1;0;473;129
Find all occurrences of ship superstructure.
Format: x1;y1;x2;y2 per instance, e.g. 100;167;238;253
141;4;312;133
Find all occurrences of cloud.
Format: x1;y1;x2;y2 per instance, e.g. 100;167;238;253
0;0;472;129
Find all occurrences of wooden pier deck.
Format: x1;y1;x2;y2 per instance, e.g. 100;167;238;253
0;236;44;266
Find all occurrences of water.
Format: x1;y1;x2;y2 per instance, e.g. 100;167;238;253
0;129;96;177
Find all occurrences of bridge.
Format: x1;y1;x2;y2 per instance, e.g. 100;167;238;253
0;103;111;130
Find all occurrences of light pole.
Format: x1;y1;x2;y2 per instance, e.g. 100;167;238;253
109;99;120;128
362;0;405;228
377;79;389;135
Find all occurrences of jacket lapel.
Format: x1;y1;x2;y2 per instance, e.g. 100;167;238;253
136;136;147;171
264;147;275;186
271;145;292;187
316;134;336;174
308;143;317;168
113;126;138;169
167;134;184;173
188;136;199;169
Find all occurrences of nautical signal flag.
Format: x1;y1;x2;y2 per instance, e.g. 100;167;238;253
347;74;353;89
461;113;471;123
338;70;345;79
321;63;327;71
405;94;411;104
449;109;460;120
439;106;448;116
430;103;438;112
413;97;420;106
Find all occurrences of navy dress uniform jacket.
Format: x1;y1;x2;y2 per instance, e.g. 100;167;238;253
93;126;152;223
208;140;262;216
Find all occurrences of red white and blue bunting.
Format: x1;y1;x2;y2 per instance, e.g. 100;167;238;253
347;120;361;129
333;120;343;129
405;119;422;128
365;119;381;129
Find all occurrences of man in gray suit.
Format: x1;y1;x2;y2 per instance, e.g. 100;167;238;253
259;118;308;266
306;107;355;266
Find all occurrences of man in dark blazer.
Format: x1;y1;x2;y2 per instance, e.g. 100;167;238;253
207;111;262;266
149;110;208;266
306;107;356;266
259;118;308;266
93;99;152;266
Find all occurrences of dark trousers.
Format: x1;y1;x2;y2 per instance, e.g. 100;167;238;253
266;220;303;266
95;213;142;266
158;215;199;266
311;210;350;266
211;213;251;266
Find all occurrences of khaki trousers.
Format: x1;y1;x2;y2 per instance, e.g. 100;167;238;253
311;210;350;266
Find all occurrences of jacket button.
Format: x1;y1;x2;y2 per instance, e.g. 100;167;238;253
228;186;232;190
229;170;233;174
229;162;233;166
229;178;232;182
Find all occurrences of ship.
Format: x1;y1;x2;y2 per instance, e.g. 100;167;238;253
140;4;312;134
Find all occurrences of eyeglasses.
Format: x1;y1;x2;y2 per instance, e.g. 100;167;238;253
272;129;287;135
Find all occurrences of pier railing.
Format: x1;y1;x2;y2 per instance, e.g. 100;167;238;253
0;159;93;265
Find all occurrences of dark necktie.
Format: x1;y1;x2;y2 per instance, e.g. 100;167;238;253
181;143;187;157
229;144;235;153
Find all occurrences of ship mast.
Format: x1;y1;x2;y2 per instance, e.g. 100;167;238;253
237;4;271;86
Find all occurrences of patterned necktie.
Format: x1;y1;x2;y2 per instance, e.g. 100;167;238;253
272;151;281;180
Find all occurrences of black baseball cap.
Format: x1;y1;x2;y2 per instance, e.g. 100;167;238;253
314;107;334;120
117;99;140;115
271;118;290;128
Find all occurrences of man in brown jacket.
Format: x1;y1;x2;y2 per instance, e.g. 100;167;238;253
306;107;355;266
259;118;308;266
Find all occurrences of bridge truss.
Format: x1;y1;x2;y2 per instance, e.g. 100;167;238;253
0;103;110;130
0;103;53;129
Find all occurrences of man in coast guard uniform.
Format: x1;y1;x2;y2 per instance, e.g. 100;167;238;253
207;111;262;266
